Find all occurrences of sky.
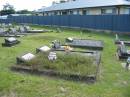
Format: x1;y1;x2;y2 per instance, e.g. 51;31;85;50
0;0;59;11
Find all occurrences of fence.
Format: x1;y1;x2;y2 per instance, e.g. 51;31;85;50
0;15;130;33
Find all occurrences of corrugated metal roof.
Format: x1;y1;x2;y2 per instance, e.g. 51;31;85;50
0;15;8;19
42;0;130;12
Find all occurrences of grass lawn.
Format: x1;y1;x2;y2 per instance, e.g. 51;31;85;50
0;26;130;97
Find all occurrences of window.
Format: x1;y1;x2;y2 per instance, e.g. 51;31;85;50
62;11;67;15
124;8;130;14
72;10;78;15
77;10;79;15
69;10;73;15
126;8;130;14
101;8;116;14
46;13;49;16
54;12;58;15
82;10;89;15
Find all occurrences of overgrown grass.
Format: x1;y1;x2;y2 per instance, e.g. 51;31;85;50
0;25;130;97
25;52;96;76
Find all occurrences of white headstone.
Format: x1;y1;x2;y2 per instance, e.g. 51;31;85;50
121;41;124;45
7;37;16;42
67;37;73;42
19;27;26;33
8;23;12;26
48;52;57;60
10;28;17;33
127;57;130;64
39;46;50;52
121;63;130;70
24;26;30;30
0;29;4;33
21;53;35;61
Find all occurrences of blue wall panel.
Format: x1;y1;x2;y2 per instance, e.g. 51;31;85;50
60;15;69;27
52;16;60;26
69;15;81;27
81;15;94;28
1;15;130;32
113;15;130;33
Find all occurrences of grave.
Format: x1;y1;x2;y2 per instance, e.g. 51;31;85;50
117;42;130;59
19;26;27;33
9;28;18;34
0;26;29;37
66;38;104;50
24;26;46;33
0;34;24;37
27;29;46;33
51;40;73;51
52;40;61;49
56;28;62;33
0;28;5;34
0;27;20;37
115;34;130;46
121;59;130;70
16;53;35;64
2;37;20;47
12;50;101;83
36;46;51;53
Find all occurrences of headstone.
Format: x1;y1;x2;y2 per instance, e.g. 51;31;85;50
17;53;35;64
127;50;130;54
116;34;119;41
8;23;12;26
2;37;20;47
66;37;73;42
37;46;50;53
121;41;124;45
120;42;127;53
48;52;57;61
2;23;5;27
21;53;35;61
10;28;17;34
0;28;5;34
19;26;26;33
6;37;16;42
121;63;130;70
24;26;30;31
127;57;130;64
52;40;61;49
56;28;62;33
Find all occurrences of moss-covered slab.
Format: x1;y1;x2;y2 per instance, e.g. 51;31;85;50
12;51;101;83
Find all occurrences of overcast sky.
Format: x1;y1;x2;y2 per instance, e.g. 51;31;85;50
0;0;59;11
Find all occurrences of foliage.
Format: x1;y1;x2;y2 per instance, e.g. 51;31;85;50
16;9;33;14
0;3;15;15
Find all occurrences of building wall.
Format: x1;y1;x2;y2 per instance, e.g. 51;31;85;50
73;10;78;15
89;8;101;15
78;7;117;15
120;7;130;14
70;8;101;15
43;6;130;16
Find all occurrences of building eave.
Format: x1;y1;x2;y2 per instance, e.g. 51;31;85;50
43;4;130;12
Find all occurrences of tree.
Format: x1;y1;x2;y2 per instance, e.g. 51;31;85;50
16;9;32;14
0;3;15;15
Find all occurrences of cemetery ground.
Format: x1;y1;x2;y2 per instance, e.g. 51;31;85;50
0;26;130;97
